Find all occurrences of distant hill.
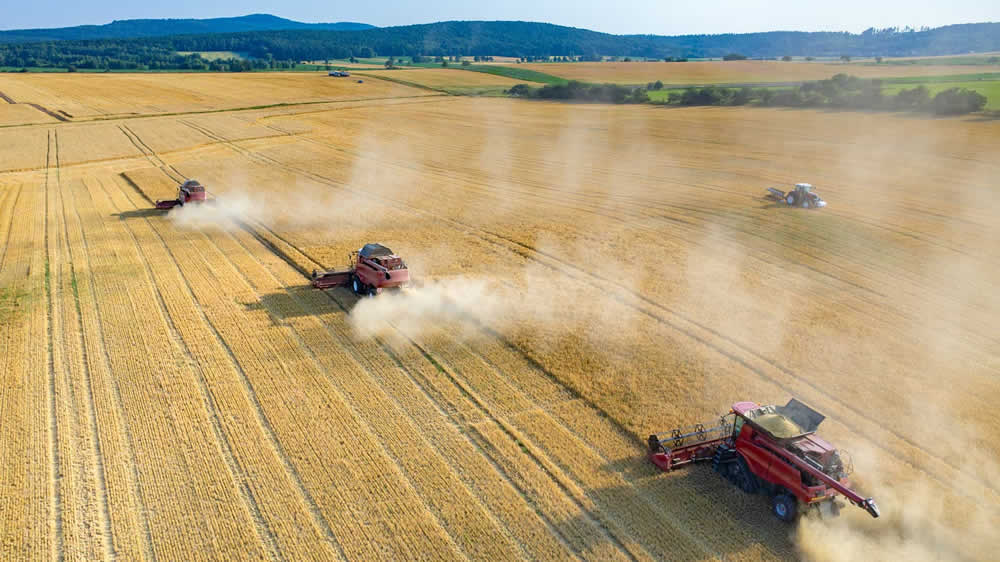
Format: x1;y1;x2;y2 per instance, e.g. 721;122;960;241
0;14;374;43
1;20;999;71
156;21;1000;59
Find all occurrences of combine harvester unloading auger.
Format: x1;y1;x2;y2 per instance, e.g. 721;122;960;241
649;399;879;522
766;183;827;208
311;243;410;297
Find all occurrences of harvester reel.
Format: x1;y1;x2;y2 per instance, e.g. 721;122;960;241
671;428;684;447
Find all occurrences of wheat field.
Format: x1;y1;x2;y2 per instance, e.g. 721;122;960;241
0;72;997;561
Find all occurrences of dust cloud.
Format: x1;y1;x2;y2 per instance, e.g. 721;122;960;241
793;446;998;562
349;277;502;344
166;183;357;232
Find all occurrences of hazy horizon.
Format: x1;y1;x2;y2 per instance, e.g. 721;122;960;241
2;1;999;36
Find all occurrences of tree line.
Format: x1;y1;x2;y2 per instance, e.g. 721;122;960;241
2;21;1000;70
661;74;988;115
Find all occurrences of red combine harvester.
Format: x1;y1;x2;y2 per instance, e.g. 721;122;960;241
155;180;208;209
311;243;410;296
648;399;879;522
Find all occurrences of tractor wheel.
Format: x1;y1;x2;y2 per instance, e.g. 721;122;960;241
801;198;811;209
772;494;798;522
785;193;795;205
352;277;362;295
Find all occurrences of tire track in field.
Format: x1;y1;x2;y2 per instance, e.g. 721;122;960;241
83;177;215;558
401;323;730;561
218;230;600;560
171;226;468;560
117;125;186;184
199;214;634;558
108;174;348;559
217;235;551;560
56;183;115;559
0;184;24;269
43;130;66;562
176;120;998;501
69;178;158;562
109;175;368;560
444;331;794;559
95;178;283;561
50;130;115;559
299;135;972;340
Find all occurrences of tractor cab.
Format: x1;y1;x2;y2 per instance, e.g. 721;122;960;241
794;183;813;194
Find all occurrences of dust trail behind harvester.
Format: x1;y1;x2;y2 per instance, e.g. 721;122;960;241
349;277;502;344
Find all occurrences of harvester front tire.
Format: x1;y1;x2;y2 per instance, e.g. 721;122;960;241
801;199;811;209
772;494;797;522
352;277;362;295
786;194;795;205
729;458;758;494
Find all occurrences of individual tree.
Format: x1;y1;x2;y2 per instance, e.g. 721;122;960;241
840;55;851;63
781;55;792;61
875;56;883;63
384;56;395;69
722;53;747;61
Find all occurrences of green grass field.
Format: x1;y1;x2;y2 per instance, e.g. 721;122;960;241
883;80;1000;110
871;54;1000;66
462;65;567;84
645;76;999;110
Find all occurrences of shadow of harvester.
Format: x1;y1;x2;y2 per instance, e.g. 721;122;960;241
112;208;168;220
552;456;797;560
241;287;359;325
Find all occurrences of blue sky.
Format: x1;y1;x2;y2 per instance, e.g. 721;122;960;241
3;0;999;35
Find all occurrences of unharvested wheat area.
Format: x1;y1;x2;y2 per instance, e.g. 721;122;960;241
0;71;997;561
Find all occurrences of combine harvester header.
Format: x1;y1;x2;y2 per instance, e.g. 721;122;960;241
649;398;879;522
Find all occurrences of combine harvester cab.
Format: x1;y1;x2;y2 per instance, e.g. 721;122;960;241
155;180;208;209
649;398;878;522
311;243;410;296
765;183;826;209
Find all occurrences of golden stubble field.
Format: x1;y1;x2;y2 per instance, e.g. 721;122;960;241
520;60;1000;84
0;72;998;561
